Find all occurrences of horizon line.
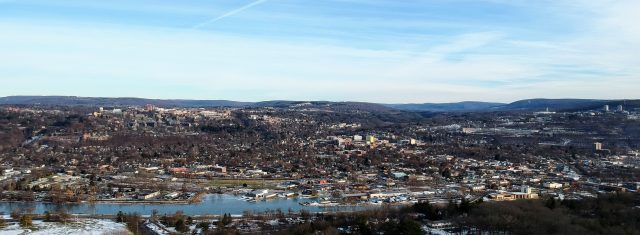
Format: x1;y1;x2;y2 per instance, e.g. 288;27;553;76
0;95;634;105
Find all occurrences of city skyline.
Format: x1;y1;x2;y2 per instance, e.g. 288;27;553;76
1;0;639;103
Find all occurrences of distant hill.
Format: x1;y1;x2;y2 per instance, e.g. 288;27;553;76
1;96;638;112
252;100;398;113
0;96;250;107
495;99;606;111
388;99;640;112
385;101;505;112
493;98;640;112
0;96;394;112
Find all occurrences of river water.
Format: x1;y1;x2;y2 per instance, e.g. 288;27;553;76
0;194;366;216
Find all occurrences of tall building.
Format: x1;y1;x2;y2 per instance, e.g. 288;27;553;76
366;135;377;144
594;142;603;151
145;104;155;112
603;105;609;112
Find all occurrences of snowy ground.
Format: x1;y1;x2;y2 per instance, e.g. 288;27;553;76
0;219;130;235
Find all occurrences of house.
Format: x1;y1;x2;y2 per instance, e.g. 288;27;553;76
489;192;538;201
138;191;161;200
544;182;563;189
169;168;188;174
391;172;407;179
211;165;227;174
469;184;486;192
352;184;369;191
164;192;180;200
245;189;269;200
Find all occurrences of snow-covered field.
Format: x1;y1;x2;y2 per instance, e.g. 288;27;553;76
0;219;130;235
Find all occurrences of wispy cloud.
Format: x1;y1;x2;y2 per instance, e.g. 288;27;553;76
192;0;267;29
0;0;639;102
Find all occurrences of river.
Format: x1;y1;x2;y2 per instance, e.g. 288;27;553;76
0;194;367;216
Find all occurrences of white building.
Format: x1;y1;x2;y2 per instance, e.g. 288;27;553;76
544;182;563;189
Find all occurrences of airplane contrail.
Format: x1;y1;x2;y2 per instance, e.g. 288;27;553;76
192;0;267;29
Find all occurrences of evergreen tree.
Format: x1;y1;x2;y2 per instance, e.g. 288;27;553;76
19;214;33;228
175;218;188;233
545;197;557;209
116;211;125;223
400;219;422;235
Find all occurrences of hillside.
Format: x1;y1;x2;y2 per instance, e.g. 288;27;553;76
385;101;505;112
0;96;250;108
1;96;638;112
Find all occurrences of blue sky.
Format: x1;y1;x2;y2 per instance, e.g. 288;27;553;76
0;0;639;103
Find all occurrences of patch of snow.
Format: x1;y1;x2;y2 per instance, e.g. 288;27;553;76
422;225;455;235
144;221;170;235
0;219;129;235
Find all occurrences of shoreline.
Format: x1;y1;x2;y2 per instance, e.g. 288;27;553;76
0;199;194;205
0;192;208;205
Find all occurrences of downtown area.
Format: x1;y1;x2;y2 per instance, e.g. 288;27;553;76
0;98;639;234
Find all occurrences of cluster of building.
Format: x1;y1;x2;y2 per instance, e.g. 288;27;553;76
0;104;638;208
